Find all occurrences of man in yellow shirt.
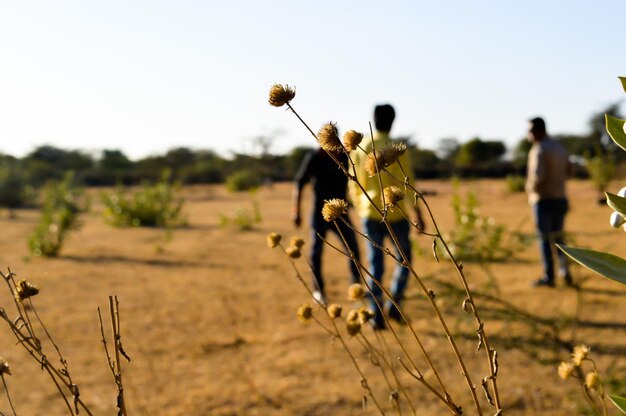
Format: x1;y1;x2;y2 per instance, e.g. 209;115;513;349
349;104;424;329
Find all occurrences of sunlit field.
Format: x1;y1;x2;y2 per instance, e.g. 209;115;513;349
0;178;624;415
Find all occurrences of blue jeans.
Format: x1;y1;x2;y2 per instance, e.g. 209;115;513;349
532;198;569;281
310;214;361;294
364;218;411;325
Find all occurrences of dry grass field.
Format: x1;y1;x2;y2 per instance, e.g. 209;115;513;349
0;178;625;415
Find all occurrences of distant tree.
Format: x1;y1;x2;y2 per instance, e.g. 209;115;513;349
437;137;460;162
455;137;506;168
410;146;441;178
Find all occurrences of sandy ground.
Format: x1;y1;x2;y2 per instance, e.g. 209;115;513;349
0;179;624;415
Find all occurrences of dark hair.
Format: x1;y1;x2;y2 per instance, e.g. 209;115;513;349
529;117;546;132
374;104;395;132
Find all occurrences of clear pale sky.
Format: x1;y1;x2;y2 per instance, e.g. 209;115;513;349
1;1;624;160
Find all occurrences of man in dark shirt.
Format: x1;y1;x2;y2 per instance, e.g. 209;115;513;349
293;145;361;305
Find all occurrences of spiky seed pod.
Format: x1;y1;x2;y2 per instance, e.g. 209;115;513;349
297;304;313;322
266;232;282;248
558;361;575;380
346;309;359;323
0;359;10;376
381;142;407;166
357;307;375;325
285;246;302;259
290;237;305;249
572;345;590;366
383;186;405;210
317;123;343;152
322;199;348;222
15;280;39;301
343;130;363;151
585;371;599;390
364;151;386;177
347;283;365;301
346;320;362;336
268;84;295;107
327;304;343;319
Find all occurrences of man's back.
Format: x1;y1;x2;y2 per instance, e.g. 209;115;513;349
526;137;569;203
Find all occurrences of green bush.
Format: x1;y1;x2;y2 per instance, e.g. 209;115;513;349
0;163;36;213
438;180;525;262
102;171;184;228
28;174;86;257
504;174;525;193
225;170;262;192
218;196;262;231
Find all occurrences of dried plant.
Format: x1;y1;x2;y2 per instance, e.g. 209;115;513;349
267;84;502;415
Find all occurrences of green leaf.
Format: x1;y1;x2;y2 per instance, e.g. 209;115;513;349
610;394;626;414
620;77;626;93
605;114;626;151
557;245;626;285
607;192;626;217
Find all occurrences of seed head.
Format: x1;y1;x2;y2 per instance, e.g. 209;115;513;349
0;358;10;376
585;371;599;390
327;304;343;319
381;142;407;166
346;309;359;322
343;130;363;152
364;151;386;176
558;361;575;380
266;232;282;248
15;280;39;301
322;199;348;222
357;307;375;325
383;186;405;210
285;246;302;259
317;123;343;153
346;320;362;336
268;84;295;107
348;283;365;301
297;304;313;322
290;236;305;249
572;345;590;366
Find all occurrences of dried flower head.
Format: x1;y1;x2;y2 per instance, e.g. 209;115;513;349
15;280;39;301
383;186;405;209
297;304;313;322
327;304;343;319
317;123;343;153
572;345;590;366
266;232;282;248
346;320;362;336
322;199;348;222
348;283;365;301
558;361;575;380
585;371;599;390
357;307;375;325
285;246;302;259
343;130;363;151
364;151;386;176
268;84;296;107
0;358;10;376
346;309;359;323
290;237;305;249
381;142;407;166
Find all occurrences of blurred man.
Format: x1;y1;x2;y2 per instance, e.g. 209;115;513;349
293;140;361;305
350;104;425;329
525;117;573;287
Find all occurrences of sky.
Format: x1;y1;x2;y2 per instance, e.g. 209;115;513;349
1;1;625;160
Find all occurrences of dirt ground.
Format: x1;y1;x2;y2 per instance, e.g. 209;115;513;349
0;179;625;415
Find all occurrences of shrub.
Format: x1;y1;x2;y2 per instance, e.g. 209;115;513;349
225;170;262;192
0;162;37;213
438;179;525;263
504;174;526;193
218;195;262;231
28;173;86;257
102;170;184;228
